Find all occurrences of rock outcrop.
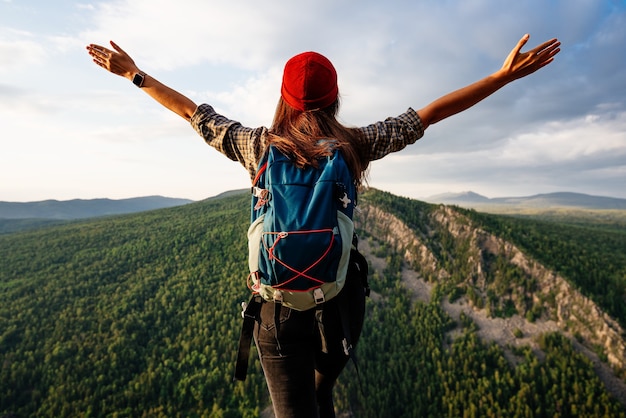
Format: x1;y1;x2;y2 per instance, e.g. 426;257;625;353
356;202;626;375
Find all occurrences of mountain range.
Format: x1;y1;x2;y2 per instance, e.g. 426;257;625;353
424;191;626;210
0;196;193;220
3;191;625;223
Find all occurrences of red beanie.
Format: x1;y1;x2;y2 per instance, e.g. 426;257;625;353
281;51;338;111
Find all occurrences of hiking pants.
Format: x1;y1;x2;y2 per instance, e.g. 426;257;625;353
253;267;367;418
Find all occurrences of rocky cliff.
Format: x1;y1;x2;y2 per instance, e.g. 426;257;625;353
355;201;626;379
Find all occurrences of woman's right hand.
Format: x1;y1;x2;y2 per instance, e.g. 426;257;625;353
86;40;140;81
86;40;197;120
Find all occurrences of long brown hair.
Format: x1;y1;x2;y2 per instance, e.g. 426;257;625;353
268;96;368;186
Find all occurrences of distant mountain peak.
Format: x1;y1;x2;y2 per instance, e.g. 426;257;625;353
423;190;626;210
426;191;490;202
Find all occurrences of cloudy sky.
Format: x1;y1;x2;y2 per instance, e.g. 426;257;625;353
1;0;625;202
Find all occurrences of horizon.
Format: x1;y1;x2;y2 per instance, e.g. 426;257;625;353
1;1;625;202
3;188;626;204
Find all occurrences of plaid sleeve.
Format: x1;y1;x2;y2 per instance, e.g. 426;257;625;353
358;107;425;161
190;104;269;180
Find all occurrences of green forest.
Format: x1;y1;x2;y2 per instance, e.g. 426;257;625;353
1;190;625;417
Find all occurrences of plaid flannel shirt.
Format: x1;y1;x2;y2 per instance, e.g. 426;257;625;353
190;103;425;181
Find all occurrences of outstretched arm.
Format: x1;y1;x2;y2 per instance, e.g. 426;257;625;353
417;34;560;129
86;41;197;121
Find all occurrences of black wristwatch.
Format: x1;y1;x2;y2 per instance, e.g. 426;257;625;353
132;72;146;88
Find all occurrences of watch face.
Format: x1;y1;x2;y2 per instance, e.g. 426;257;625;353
133;73;144;87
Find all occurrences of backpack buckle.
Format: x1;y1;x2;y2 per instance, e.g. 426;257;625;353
240;301;248;318
248;271;261;292
313;288;325;304
253;187;270;210
342;338;352;356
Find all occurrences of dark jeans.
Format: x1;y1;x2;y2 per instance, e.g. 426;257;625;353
253;269;366;418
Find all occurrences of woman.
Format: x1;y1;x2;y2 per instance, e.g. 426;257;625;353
87;34;560;417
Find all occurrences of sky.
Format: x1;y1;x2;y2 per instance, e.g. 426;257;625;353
1;0;625;203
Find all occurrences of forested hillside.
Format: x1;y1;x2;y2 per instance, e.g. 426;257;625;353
1;190;625;417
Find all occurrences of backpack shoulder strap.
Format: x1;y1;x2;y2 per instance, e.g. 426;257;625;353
234;295;263;381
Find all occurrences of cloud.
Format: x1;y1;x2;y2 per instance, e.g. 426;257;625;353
0;31;46;73
495;112;624;165
369;110;626;198
81;0;350;70
78;0;624;126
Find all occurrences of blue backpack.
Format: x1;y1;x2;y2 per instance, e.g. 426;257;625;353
247;144;356;311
